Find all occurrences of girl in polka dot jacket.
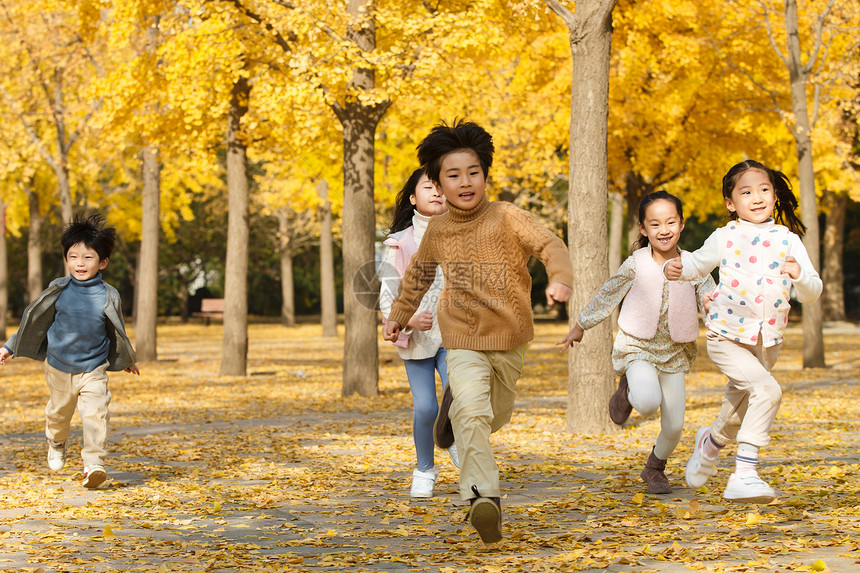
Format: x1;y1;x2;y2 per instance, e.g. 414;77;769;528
664;160;822;505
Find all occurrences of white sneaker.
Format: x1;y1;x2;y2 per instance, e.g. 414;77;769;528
448;444;461;469
723;472;776;504
686;427;718;488
47;441;66;471
82;465;107;489
410;468;438;498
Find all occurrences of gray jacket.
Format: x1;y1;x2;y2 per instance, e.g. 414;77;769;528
4;276;137;372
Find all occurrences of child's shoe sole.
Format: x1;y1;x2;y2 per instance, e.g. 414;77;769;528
433;385;455;449
83;468;107;489
468;498;502;543
686;426;717;488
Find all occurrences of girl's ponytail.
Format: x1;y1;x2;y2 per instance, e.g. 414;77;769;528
770;168;806;236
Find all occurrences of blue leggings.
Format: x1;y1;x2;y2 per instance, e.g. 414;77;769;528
403;347;449;471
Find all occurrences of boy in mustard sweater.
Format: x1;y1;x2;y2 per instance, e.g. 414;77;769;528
383;119;573;543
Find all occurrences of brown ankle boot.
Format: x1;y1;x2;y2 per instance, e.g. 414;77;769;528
641;448;672;494
609;375;632;425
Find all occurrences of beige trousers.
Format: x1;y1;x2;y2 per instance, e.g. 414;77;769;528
44;361;111;468
705;330;782;448
447;344;527;501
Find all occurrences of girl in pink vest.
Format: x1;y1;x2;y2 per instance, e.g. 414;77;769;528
558;191;714;494
665;160;821;504
379;168;459;498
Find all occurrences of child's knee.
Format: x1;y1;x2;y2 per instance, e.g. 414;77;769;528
629;394;661;416
451;399;493;428
661;425;684;448
759;379;782;408
414;402;438;426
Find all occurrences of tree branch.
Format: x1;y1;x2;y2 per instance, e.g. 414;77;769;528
544;0;577;31
217;0;294;52
759;0;788;66
0;86;59;171
803;0;837;75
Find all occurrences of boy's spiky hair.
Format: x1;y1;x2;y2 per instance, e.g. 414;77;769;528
416;118;494;183
61;213;117;261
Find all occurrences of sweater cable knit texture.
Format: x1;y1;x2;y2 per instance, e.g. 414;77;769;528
388;197;572;351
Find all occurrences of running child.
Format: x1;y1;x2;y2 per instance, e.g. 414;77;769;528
0;213;139;489
382;119;573;543
557;190;715;494
664;160;822;504
379;167;459;499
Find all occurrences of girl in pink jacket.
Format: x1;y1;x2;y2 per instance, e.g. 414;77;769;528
379;168;458;499
558;191;714;494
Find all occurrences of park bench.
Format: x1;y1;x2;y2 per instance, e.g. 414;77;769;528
194;298;225;324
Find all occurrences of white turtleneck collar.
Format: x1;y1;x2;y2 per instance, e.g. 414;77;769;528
411;209;432;243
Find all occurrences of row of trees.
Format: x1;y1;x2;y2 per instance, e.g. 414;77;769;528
0;0;858;432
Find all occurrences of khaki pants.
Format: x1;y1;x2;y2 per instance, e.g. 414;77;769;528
44;361;111;468
447;344;527;501
706;330;782;448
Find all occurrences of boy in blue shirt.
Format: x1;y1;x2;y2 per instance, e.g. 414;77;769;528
0;213;139;488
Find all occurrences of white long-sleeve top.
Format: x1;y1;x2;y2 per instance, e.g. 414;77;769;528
679;218;822;346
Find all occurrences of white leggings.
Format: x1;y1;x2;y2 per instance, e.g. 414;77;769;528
626;360;686;460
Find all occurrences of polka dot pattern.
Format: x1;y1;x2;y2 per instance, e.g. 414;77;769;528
705;221;792;347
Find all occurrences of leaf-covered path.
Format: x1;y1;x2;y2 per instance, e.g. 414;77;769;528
0;322;858;572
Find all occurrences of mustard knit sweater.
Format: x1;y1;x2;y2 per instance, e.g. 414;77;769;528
387;197;573;351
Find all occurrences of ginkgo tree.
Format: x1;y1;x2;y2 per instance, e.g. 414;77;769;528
706;0;860;368
542;0;619;434
0;0;106;226
200;0;515;394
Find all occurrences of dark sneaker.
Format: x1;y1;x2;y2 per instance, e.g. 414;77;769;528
433;384;455;449
609;374;632;425
467;486;502;543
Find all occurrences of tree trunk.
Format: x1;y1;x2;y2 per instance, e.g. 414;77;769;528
318;178;338;337
608;190;624;329
178;286;189;323
547;0;618;434
0;203;7;338
332;0;391;396
135;145;160;362
821;190;846;322
220;75;250;376
53;81;74;224
277;207;296;328
784;0;824;367
27;189;43;302
56;163;73;225
624;171;654;249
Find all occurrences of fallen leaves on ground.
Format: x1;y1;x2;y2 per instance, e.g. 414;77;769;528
0;322;858;572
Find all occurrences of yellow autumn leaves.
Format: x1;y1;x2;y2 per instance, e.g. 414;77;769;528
0;322;856;571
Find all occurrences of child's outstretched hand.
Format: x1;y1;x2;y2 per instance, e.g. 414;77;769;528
556;323;584;352
125;363;140;375
382;319;402;342
546;282;572;306
781;256;800;279
663;257;683;281
0;347;10;365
